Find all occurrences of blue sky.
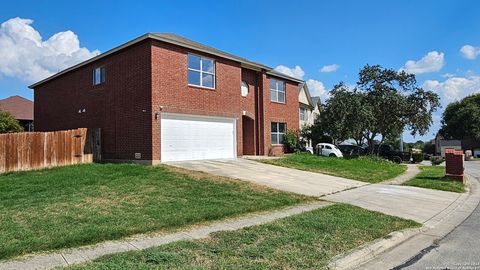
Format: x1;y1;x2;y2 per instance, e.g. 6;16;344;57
1;0;479;142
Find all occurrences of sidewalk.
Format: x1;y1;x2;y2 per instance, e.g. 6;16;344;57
330;173;480;270
383;164;420;185
0;201;331;270
1;162;474;270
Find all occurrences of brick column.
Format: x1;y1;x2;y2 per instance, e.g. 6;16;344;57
445;148;465;183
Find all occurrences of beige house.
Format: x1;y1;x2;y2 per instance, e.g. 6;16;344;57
298;83;321;150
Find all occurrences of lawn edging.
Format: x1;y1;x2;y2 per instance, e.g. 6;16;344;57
331;174;480;270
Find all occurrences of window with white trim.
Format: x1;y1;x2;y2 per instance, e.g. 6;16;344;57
270;78;285;103
188;54;215;88
93;67;105;85
300;107;307;121
271;122;286;144
241;81;249;97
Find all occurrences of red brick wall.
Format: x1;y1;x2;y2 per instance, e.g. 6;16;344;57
241;69;259;155
34;41;153;161
261;73;300;156
34;37;300;162
150;40;243;162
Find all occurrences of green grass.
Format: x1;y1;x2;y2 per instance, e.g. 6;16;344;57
0;163;309;260
66;204;419;270
260;153;406;183
403;166;466;193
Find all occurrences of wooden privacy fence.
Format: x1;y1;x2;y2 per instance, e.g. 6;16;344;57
0;128;101;174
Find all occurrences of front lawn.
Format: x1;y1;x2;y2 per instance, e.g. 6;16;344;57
66;204;419;270
0;164;309;260
403;166;466;193
260;153;406;183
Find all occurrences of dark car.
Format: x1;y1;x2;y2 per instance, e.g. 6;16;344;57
365;144;411;163
337;145;366;158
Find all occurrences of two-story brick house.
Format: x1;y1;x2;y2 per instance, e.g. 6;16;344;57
30;33;303;163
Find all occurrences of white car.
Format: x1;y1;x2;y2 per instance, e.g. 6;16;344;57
316;143;344;158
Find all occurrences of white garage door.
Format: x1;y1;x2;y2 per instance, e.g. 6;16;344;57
161;113;236;162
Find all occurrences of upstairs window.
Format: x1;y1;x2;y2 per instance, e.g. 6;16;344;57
188;54;215;89
241;81;249;97
270;79;285;103
93;67;105;85
271;122;286;145
300;107;307;121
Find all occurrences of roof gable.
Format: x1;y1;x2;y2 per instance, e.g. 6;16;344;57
298;83;314;107
30;33;304;88
0;95;34;120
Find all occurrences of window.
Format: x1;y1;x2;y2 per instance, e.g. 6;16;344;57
271;122;286;145
93;67;105;85
300;107;307;121
270;79;285;103
188;54;215;88
241;81;249;97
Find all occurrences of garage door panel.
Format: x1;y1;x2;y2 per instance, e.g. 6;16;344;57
161;114;236;162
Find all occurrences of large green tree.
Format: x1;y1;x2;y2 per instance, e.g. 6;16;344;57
310;65;440;152
357;65;439;151
0;110;23;133
439;93;480;139
318;83;370;145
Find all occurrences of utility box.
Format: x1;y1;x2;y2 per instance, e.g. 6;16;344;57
445;148;465;183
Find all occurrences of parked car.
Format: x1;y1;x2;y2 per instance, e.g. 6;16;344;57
366;144;411;163
316;143;344;157
337;145;366;158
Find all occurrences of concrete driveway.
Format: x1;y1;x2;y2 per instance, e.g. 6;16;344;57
169;159;366;197
324;183;462;223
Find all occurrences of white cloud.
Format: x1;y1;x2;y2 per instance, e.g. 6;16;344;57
460;44;480;60
306;79;329;100
0;17;100;83
319;64;339;73
273;65;305;79
401;51;445;74
274;64;329;100
423;75;480;102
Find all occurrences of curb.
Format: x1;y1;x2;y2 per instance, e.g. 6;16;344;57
327;227;425;270
328;173;480;270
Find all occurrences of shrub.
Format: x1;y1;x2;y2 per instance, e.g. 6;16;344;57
0;110;23;133
284;129;300;153
412;152;423;163
430;156;443;166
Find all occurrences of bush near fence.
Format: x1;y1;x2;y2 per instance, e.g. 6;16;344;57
0;128;101;174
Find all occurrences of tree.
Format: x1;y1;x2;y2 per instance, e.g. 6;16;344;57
423;141;435;154
439;93;480;139
0;110;23;133
317;83;370;145
309;65;440;154
356;65;440;152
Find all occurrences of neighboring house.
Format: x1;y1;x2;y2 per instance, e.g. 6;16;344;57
435;135;480;157
310;96;321;120
298;83;320;149
30;33;303;163
0;95;34;131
